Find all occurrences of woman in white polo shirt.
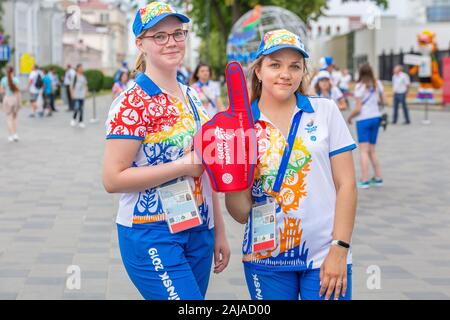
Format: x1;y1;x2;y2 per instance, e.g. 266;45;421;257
225;29;357;300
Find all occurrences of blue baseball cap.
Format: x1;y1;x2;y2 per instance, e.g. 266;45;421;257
319;56;334;70
132;2;190;37
255;29;309;59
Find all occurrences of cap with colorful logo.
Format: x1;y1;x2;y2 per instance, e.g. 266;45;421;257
132;1;190;37
255;29;309;59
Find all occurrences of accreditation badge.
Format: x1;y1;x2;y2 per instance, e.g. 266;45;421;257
158;180;202;233
251;200;276;252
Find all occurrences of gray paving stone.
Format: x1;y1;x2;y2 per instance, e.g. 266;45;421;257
0;292;18;300
403;291;449;300
0;269;30;277
25;277;66;286
36;253;74;265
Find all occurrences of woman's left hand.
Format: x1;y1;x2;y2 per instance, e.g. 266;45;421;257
213;229;231;274
319;245;349;300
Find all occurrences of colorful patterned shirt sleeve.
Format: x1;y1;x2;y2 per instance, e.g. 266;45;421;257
105;86;149;140
328;100;357;157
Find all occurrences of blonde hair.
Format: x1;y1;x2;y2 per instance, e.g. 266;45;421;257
248;55;310;103
133;31;148;76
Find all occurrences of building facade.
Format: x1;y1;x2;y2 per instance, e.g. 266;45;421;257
2;0;64;75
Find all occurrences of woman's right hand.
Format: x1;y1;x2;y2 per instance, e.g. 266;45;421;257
176;150;204;178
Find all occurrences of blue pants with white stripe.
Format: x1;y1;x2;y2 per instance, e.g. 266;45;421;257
244;263;352;300
117;224;214;300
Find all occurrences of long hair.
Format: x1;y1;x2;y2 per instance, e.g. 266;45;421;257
357;63;377;89
314;78;331;96
248;55;310;103
190;63;211;85
6;66;19;93
133;30;148;76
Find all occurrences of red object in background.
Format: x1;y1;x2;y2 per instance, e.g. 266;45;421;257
443;57;450;105
194;61;257;192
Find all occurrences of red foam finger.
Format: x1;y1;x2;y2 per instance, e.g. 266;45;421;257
226;62;250;114
193;61;257;192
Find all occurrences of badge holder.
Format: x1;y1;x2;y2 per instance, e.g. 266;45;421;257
158;180;203;233
251;200;276;253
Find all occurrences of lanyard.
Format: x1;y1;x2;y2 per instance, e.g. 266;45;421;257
362;88;376;106
186;87;202;131
272;110;303;193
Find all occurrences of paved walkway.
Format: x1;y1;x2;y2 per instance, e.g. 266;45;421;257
0;95;449;300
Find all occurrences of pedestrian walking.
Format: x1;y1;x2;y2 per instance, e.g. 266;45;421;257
49;68;59;112
0;66;22;142
347;63;385;189
64;65;76;111
28;65;44;117
70;64;88;128
42;69;53;117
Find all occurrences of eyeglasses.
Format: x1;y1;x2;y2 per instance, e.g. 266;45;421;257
141;29;188;45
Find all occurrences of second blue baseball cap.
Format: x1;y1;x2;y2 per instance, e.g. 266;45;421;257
255;29;309;59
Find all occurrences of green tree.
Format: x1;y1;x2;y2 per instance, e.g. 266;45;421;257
189;0;388;76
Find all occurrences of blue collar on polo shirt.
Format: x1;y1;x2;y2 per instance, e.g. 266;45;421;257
135;72;162;97
196;80;209;88
135;72;188;98
251;92;314;121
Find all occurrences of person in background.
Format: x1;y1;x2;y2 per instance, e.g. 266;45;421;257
347;63;385;189
64;65;76;111
114;61;130;83
49;68;60;112
339;68;352;97
314;70;347;110
0;66;22;142
177;63;191;85
112;71;129;99
42;69;53;117
190;63;224;117
28;65;44;117
392;65;411;125
70;64;88;128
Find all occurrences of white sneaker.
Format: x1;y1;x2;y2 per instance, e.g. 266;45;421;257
78;122;86;128
12;134;19;141
70;119;77;127
7;136;14;142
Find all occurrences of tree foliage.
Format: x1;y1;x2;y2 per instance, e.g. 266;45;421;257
189;0;388;76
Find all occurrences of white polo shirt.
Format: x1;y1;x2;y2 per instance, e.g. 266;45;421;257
353;81;384;122
242;93;356;271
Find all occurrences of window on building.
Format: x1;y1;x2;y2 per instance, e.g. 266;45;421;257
100;13;109;24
